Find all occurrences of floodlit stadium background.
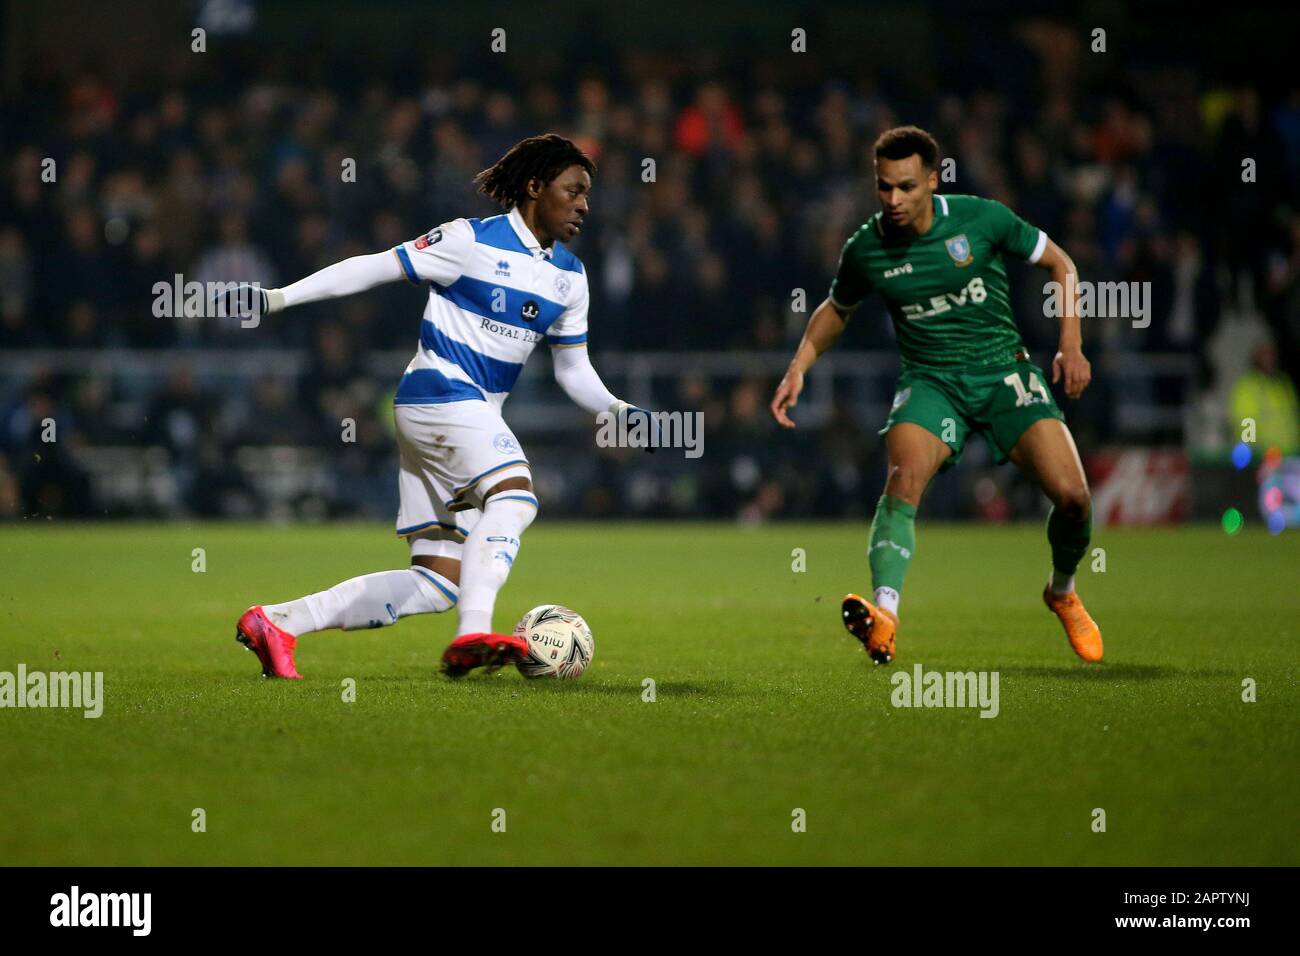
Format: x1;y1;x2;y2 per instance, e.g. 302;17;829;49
1;1;1297;528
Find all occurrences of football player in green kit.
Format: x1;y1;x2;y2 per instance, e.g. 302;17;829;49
771;126;1102;665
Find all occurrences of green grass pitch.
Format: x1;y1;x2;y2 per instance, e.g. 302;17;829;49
1;521;1296;865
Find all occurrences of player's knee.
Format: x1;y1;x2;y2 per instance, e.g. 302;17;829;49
412;554;460;586
885;464;926;504
482;475;532;499
409;565;459;608
482;486;539;531
1055;484;1091;520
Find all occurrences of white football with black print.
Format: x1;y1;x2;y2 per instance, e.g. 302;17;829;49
513;605;595;680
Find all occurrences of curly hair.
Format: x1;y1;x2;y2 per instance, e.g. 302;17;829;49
472;133;596;210
874;125;940;170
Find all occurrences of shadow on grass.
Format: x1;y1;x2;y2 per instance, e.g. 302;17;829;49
991;663;1231;681
354;674;742;698
527;679;740;698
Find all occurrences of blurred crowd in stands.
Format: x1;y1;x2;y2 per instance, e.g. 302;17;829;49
2;29;1299;521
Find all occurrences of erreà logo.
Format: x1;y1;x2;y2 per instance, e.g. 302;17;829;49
520;299;539;322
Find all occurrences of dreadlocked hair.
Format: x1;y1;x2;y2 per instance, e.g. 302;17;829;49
473;133;596;210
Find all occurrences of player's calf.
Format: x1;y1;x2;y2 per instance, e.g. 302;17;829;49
239;567;459;680
261;566;458;636
439;485;538;677
454;488;538;637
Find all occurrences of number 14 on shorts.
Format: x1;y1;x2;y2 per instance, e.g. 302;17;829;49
1003;370;1051;407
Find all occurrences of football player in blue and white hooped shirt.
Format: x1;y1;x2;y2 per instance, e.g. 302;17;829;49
232;134;646;679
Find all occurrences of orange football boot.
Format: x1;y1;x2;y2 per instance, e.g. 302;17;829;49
841;593;898;665
1043;585;1104;662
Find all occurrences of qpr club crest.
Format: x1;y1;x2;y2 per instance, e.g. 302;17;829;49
553;273;572;301
493;432;520;454
945;233;973;267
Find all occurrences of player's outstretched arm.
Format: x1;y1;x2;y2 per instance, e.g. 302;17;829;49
269;251;406;313
1037;239;1091;400
210;251;405;320
770;297;852;428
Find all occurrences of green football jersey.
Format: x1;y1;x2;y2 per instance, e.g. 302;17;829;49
829;194;1047;369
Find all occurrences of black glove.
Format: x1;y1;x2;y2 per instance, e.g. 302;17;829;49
616;402;659;454
209;284;269;322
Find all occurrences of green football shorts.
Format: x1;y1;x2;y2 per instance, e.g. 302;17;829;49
880;359;1065;468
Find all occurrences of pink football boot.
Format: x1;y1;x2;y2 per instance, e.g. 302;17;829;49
235;606;303;679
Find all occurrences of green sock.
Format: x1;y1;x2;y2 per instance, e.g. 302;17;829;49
1047;504;1092;577
868;494;917;601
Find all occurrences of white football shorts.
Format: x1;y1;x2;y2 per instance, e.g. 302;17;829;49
393;401;533;558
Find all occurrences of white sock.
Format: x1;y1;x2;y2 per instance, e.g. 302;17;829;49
1050;571;1075;596
457;493;538;635
264;567;457;635
873;586;900;616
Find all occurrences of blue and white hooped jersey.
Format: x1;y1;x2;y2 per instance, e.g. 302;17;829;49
391;206;589;407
